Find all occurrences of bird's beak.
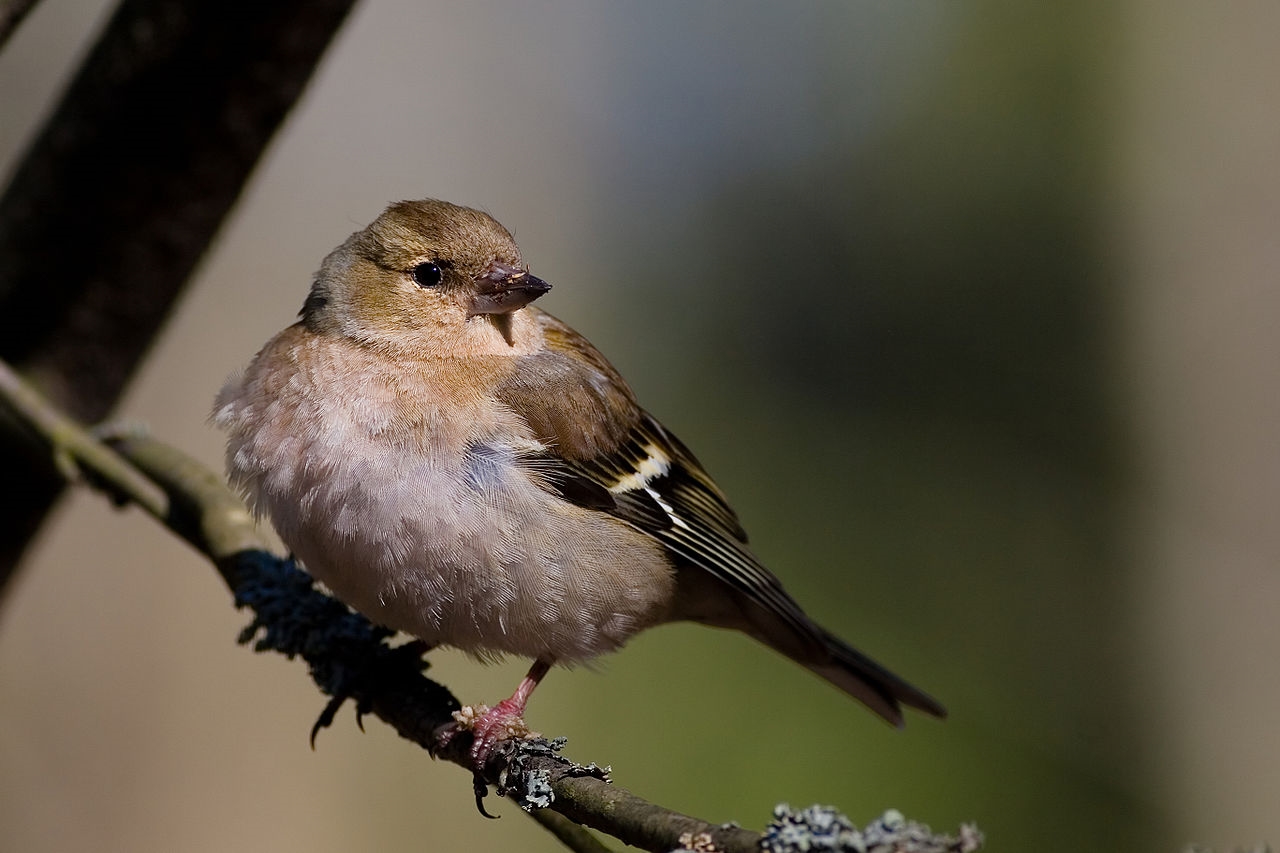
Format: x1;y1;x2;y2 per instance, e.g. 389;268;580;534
471;262;551;315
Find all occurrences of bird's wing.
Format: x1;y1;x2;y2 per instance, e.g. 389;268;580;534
557;412;825;644
496;309;947;723
496;309;819;644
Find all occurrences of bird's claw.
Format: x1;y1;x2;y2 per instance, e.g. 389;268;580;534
472;772;500;819
310;694;348;748
309;639;431;747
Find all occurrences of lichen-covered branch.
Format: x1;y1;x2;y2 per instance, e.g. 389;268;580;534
0;356;981;853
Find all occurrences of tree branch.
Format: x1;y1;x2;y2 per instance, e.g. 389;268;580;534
0;0;357;593
0;356;981;853
527;808;617;853
0;0;39;49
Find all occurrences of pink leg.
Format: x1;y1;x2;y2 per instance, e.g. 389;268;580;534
504;658;550;713
452;659;552;767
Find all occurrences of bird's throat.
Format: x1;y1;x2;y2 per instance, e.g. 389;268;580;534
488;313;516;346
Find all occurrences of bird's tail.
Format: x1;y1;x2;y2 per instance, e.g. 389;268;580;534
802;627;947;727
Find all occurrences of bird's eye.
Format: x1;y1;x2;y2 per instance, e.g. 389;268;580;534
411;262;443;288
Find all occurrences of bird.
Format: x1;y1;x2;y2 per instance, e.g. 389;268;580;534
213;199;945;764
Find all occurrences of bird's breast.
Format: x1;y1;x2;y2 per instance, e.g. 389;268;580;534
215;334;674;663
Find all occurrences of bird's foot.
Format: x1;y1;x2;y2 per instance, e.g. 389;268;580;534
445;698;540;769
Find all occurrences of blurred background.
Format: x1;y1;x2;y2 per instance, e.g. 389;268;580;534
2;2;1278;851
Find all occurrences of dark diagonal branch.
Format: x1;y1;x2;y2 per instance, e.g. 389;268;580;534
0;0;358;593
0;357;981;853
0;0;39;49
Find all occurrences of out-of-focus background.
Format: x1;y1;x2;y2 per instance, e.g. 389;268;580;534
2;3;1277;851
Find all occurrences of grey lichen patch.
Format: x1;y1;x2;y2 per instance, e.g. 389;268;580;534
491;735;611;812
762;804;983;853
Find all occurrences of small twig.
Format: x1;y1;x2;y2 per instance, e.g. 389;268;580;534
528;808;616;853
99;429;267;584
0;360;167;520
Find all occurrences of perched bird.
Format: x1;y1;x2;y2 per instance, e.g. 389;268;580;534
214;199;944;762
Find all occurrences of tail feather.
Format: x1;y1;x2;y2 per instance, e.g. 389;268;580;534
684;568;947;726
806;627;947;727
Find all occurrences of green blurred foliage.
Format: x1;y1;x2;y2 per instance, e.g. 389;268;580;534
569;4;1169;852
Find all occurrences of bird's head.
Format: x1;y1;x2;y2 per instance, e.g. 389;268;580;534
302;199;551;351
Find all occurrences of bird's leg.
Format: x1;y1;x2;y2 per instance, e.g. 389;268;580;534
450;658;552;767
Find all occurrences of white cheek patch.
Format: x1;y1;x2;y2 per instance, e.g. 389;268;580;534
607;444;671;494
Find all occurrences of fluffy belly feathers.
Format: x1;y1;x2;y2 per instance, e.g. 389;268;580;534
216;367;673;663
